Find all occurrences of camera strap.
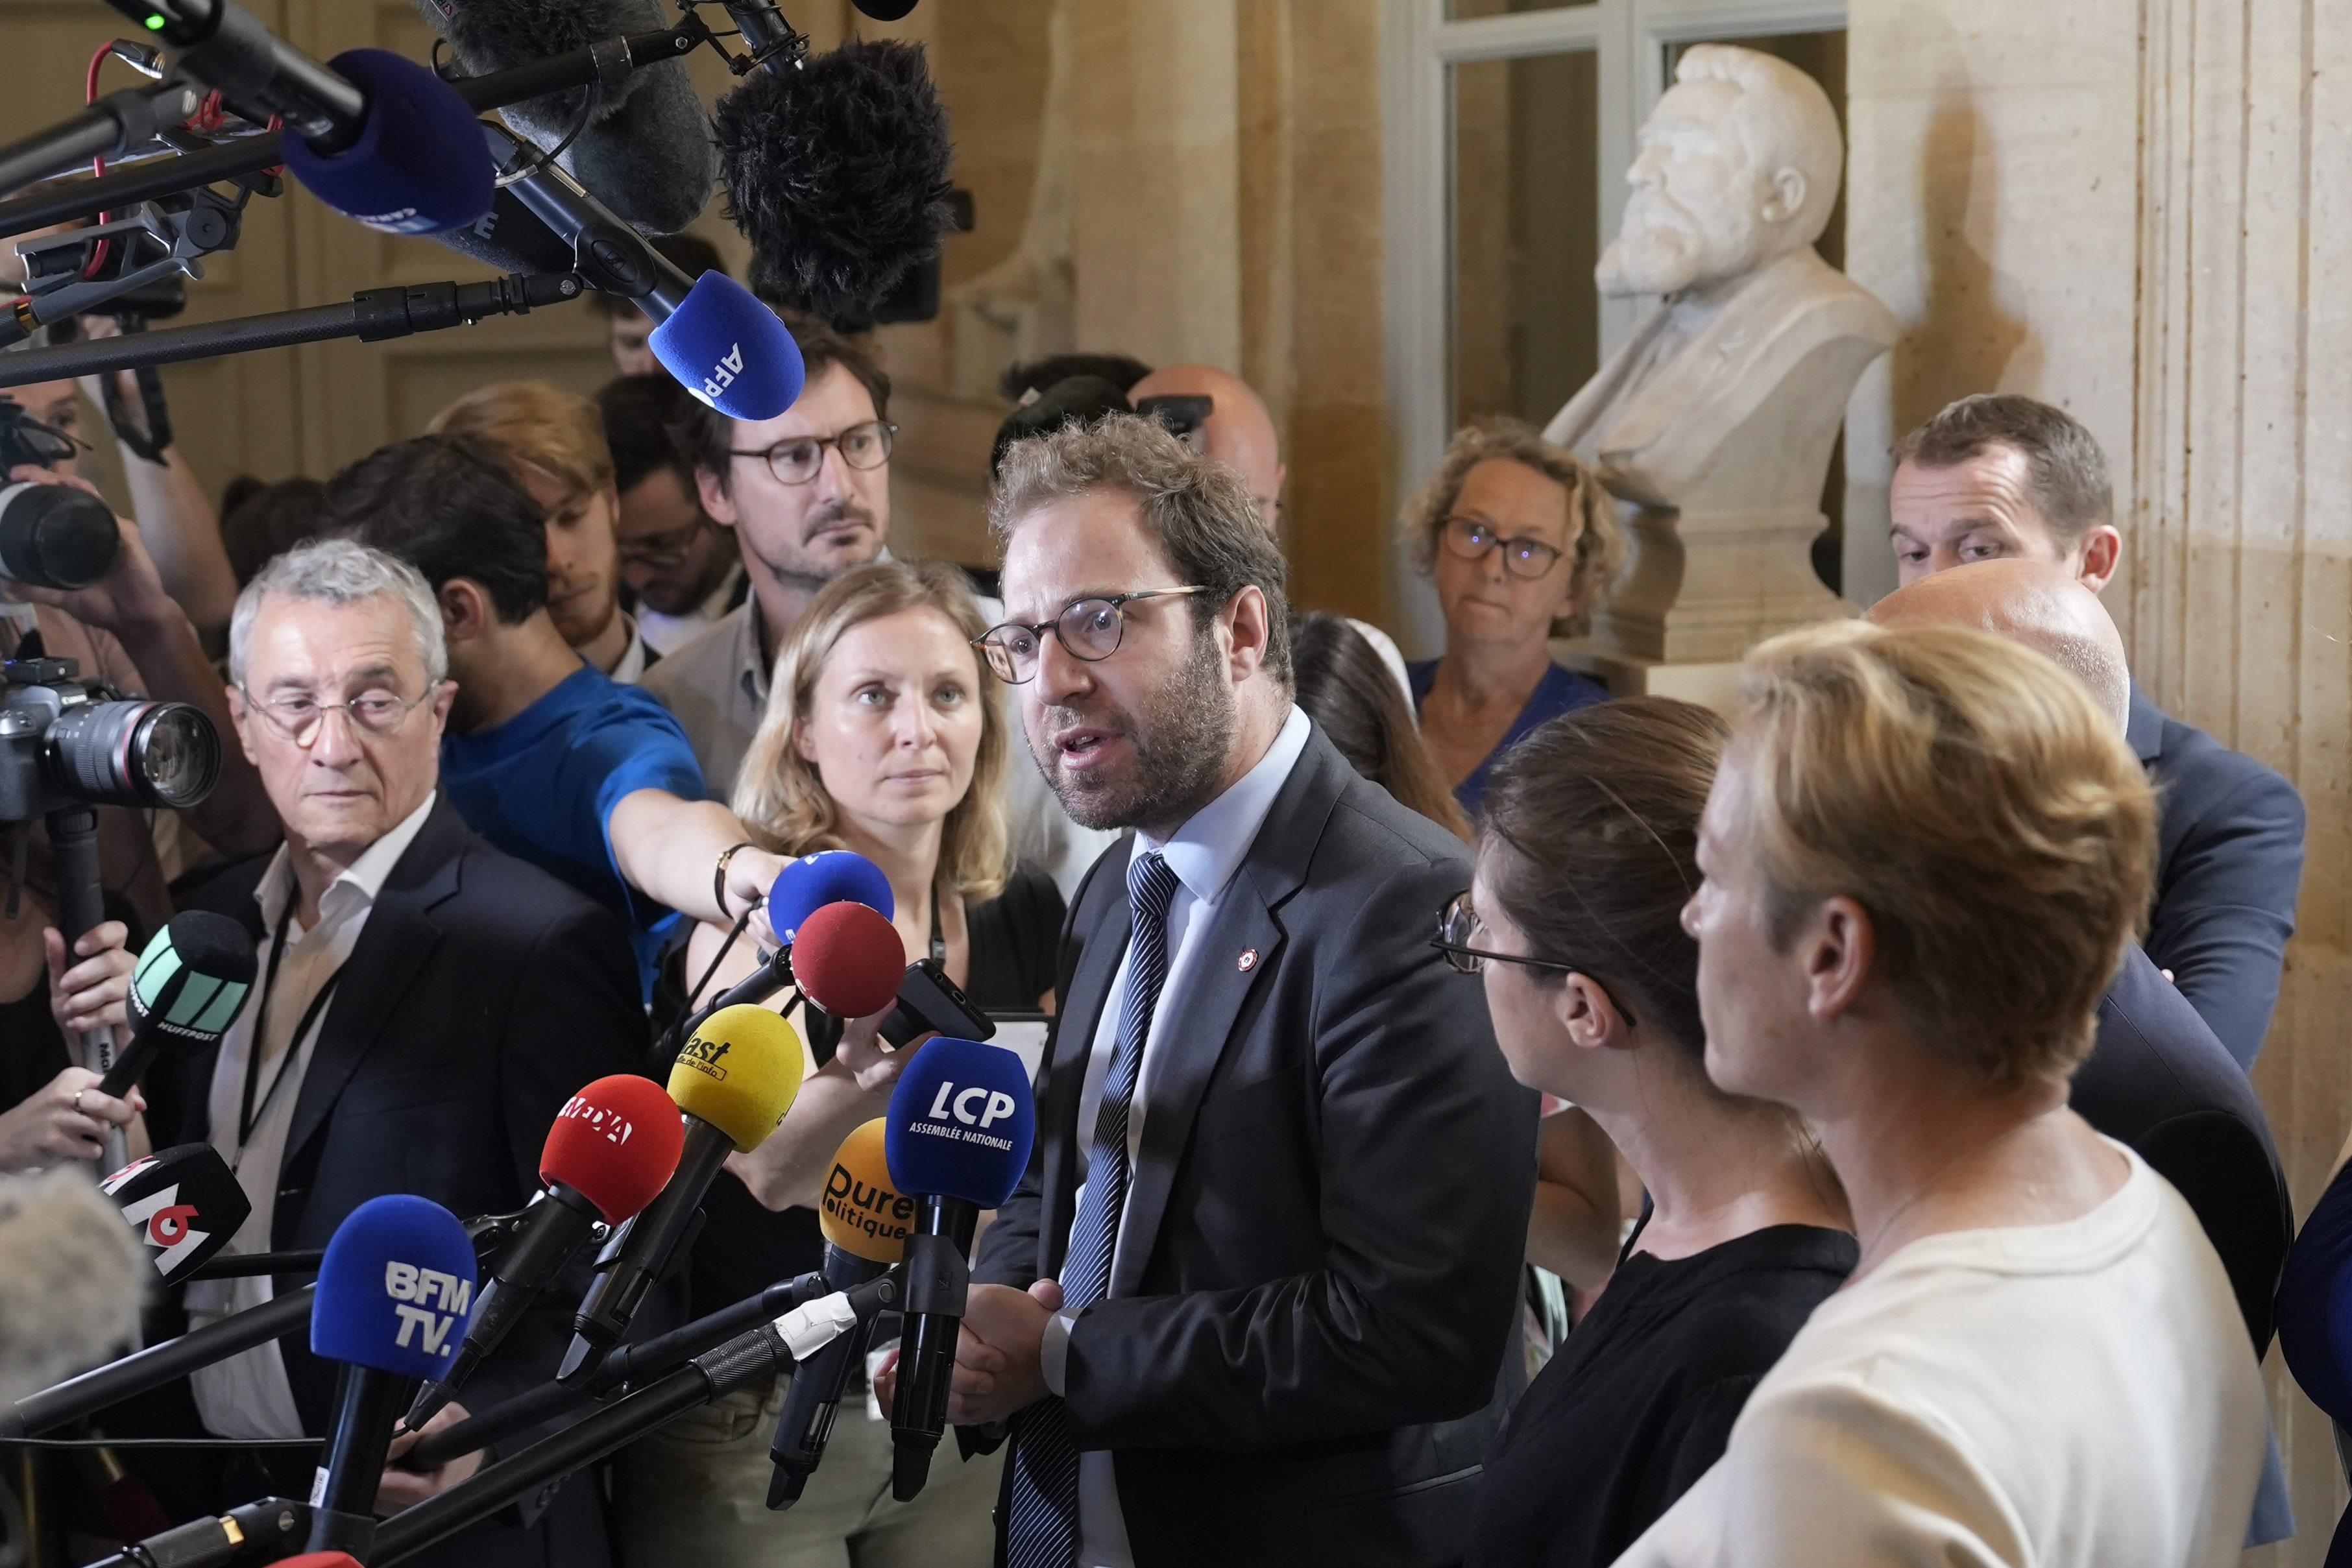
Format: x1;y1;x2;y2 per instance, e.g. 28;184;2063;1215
235;897;344;1155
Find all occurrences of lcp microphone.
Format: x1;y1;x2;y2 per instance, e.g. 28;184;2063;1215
98;1144;250;1287
884;1037;1034;1501
305;1195;478;1555
767;1118;913;1509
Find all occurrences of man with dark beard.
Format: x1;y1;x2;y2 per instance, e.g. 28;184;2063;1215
935;415;1537;1566
643;313;894;789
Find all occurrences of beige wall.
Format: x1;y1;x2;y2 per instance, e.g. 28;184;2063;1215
1847;4;2352;1562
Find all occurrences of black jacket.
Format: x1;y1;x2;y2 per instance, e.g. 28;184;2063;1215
2129;684;2304;1068
974;727;1540;1567
160;796;649;1566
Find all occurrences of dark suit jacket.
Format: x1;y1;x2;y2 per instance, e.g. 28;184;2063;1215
2129;684;2304;1068
973;728;1540;1567
160;796;648;1566
2071;945;2290;1353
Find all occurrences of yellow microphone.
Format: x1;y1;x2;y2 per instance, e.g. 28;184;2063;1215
569;1006;805;1366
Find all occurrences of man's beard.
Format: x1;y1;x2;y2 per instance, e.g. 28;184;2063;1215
1028;630;1237;834
753;497;881;593
1595;189;1757;298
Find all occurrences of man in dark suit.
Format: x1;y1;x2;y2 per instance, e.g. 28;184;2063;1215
1886;392;2304;1065
934;416;1536;1567
152;538;647;1566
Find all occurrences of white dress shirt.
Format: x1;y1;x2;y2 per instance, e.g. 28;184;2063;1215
187;792;437;1440
1041;705;1312;1568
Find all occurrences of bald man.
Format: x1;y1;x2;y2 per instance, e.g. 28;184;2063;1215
1128;365;1414;704
1863;561;2294;1547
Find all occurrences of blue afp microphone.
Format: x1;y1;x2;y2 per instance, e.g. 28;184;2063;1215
278;50;496;235
770;850;895;945
883;1037;1034;1501
306;1195;477;1555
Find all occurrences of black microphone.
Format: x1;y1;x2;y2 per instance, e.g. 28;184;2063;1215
411;0;717;235
302;1196;479;1555
712;36;955;320
402;1074;684;1432
97;1143;251;1288
768;1120;910;1508
882;1039;1036;1499
95;912;258;1101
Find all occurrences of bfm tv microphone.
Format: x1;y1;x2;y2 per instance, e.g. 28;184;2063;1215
566;1006;805;1369
94;911;258;1101
93;0;494;236
406;0;716;235
402;1074;684;1432
98;1144;250;1288
677;850;897;1025
305;1194;478;1555
475;122;804;422
884;1037;1035;1501
768;1118;912;1509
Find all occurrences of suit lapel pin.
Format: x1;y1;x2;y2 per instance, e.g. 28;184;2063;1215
1237;948;1259;972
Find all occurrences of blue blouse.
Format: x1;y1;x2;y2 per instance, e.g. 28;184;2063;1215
1408;658;1612;817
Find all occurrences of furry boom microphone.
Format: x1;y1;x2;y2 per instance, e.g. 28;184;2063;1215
714;38;956;321
410;0;717;235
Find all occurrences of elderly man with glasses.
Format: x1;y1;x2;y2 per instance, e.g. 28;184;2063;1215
144;537;648;1563
923;413;1534;1568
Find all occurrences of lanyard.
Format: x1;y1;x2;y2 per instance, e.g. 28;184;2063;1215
235;893;345;1154
929;885;947;967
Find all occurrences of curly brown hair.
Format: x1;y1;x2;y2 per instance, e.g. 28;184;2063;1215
1401;419;1623;637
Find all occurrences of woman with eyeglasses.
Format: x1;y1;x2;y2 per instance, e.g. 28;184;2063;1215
621;558;1058;1568
1442;697;1852;1568
1403;420;1623;815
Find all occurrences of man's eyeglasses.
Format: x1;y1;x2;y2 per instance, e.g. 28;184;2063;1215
1431;891;1637;1025
729;420;897;487
616;513;714;568
240;686;438;747
974;588;1207;684
1440;515;1564;580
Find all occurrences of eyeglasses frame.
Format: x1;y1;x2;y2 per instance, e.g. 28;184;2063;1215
1438;513;1566;581
727;420;899;487
1431;891;1639;1026
973;586;1210;684
237;683;443;748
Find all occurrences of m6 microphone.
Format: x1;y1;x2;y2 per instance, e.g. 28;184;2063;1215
403;1074;684;1432
304;1194;478;1555
768;1118;912;1508
883;1037;1035;1501
97;1144;251;1288
94;911;258;1101
567;1006;805;1369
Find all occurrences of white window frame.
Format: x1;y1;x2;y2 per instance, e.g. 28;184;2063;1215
1381;0;1847;655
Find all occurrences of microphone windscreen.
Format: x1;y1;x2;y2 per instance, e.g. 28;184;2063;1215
97;1144;251;1286
713;39;954;320
819;1119;913;1262
280;49;495;235
769;850;895;944
650;273;805;420
541;1074;688;1224
668;1004;806;1152
793;903;906;1020
885;1038;1034;1207
128;911;258;1046
276;1556;365;1567
0;1169;146;1409
311;1195;478;1379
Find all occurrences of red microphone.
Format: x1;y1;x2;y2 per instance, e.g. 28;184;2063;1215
402;1075;685;1431
794;902;906;1020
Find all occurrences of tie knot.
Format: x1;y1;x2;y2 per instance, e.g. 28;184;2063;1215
1126;850;1182;927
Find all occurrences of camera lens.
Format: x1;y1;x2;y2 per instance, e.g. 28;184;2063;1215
47;700;221;810
0;484;120;590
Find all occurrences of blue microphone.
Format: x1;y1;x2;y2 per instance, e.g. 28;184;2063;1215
306;1195;478;1555
770;851;895;945
277;50;494;235
883;1037;1035;1501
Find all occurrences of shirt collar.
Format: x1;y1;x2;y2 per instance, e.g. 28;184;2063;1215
1134;706;1312;906
255;790;439;930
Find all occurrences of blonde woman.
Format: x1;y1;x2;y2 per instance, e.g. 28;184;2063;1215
1403;419;1623;815
612;558;1060;1568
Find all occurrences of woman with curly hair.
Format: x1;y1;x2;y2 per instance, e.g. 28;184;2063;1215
1403;420;1623;815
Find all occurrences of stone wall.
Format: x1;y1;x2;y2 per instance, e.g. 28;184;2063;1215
1847;5;2352;1561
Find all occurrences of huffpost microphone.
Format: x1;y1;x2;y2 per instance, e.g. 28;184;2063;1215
564;1006;804;1374
884;1037;1035;1501
402;1074;684;1432
95;911;258;1100
767;1118;912;1508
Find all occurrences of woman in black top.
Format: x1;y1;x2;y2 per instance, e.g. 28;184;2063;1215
1446;697;1853;1568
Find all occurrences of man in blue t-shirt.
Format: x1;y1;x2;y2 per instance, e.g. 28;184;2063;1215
325;433;784;1000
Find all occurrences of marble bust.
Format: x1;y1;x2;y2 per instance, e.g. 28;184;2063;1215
1547;44;1897;668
